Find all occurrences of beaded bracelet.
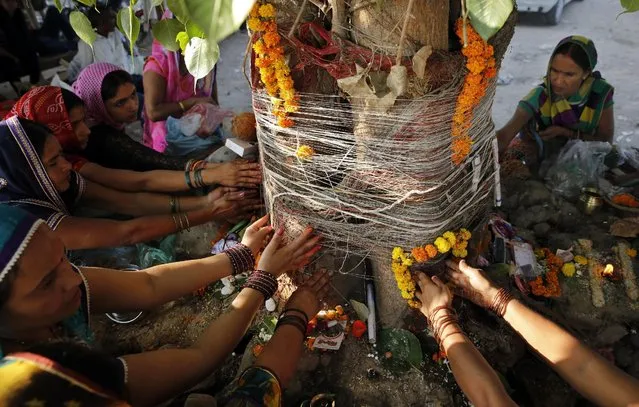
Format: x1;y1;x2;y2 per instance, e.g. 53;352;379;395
489;288;514;317
223;243;255;275
243;270;278;299
275;315;307;338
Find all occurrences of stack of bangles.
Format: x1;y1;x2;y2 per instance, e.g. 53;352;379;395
243;270;278;300
184;159;207;189
274;308;308;339
223;243;256;276
488;288;514;317
428;306;465;348
171;213;191;232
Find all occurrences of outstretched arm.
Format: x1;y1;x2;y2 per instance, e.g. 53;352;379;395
448;260;639;407
120;224;322;407
415;272;515;407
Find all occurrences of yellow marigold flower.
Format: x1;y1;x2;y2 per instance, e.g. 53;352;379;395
247;18;265;32
408;299;420;308
424;244;438;258
459;228;471;241
443;231;457;246
452;248;468;258
283;100;299;113
252;39;267;54
626;248;637;258
296;145;314;160
392;247;404;261
401;291;414;300
402;256;414;267
434;237;451;254
561;262;576;277
411;247;428;262
265;84;279;97
279;88;296;102
258;4;276;18
574;255;587;265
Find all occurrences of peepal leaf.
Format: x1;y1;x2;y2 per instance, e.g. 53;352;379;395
117;7;141;57
176;31;190;52
70;11;97;48
619;0;639;15
152;19;183;52
181;0;255;43
54;0;62;12
378;328;423;372
466;0;513;41
152;0;164;6
349;299;369;321
185;37;220;81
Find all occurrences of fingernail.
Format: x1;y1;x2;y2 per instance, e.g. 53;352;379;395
277;227;284;235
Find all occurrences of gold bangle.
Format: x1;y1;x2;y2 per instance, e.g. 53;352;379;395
178;101;186;112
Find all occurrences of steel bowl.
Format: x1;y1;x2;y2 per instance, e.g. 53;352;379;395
578;187;603;216
105;266;145;325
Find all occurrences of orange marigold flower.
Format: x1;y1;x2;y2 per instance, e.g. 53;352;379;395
484;67;497;79
411;247;428;262
255;56;272;68
258;4;276;18
278;116;294;128
249;4;259;18
424;244;438;258
263;31;281;48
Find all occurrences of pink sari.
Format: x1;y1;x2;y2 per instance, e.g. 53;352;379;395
72;62;125;130
143;41;214;152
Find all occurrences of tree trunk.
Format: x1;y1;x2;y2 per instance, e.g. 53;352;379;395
257;0;516;326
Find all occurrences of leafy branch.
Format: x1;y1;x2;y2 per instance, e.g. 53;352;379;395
64;0;255;79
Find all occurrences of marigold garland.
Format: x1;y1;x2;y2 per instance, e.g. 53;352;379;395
451;19;496;165
248;3;298;128
530;248;562;297
296;145;314;160
391;228;472;308
612;193;639;208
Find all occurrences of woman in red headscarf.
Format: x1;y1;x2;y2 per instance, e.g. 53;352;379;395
7;86;261;194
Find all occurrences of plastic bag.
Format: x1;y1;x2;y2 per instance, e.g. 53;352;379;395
184;104;233;137
165;116;221;156
137;234;176;268
544;140;612;200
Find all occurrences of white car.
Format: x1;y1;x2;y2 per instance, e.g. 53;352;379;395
517;0;582;25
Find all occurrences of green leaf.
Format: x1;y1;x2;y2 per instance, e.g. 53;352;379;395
151;18;183;52
466;0;514;41
54;0;62;12
378;328;423;372
184;36;220;80
152;0;164;6
117;6;141;56
75;0;96;7
349;299;369;321
186;20;205;39
181;0;255;43
167;0;190;24
176;31;190;52
70;11;97;48
620;0;639;13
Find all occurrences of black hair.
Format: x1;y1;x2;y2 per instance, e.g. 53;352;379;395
25;341;128;400
60;88;85;113
101;70;135;102
552;42;591;72
18;118;52;157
